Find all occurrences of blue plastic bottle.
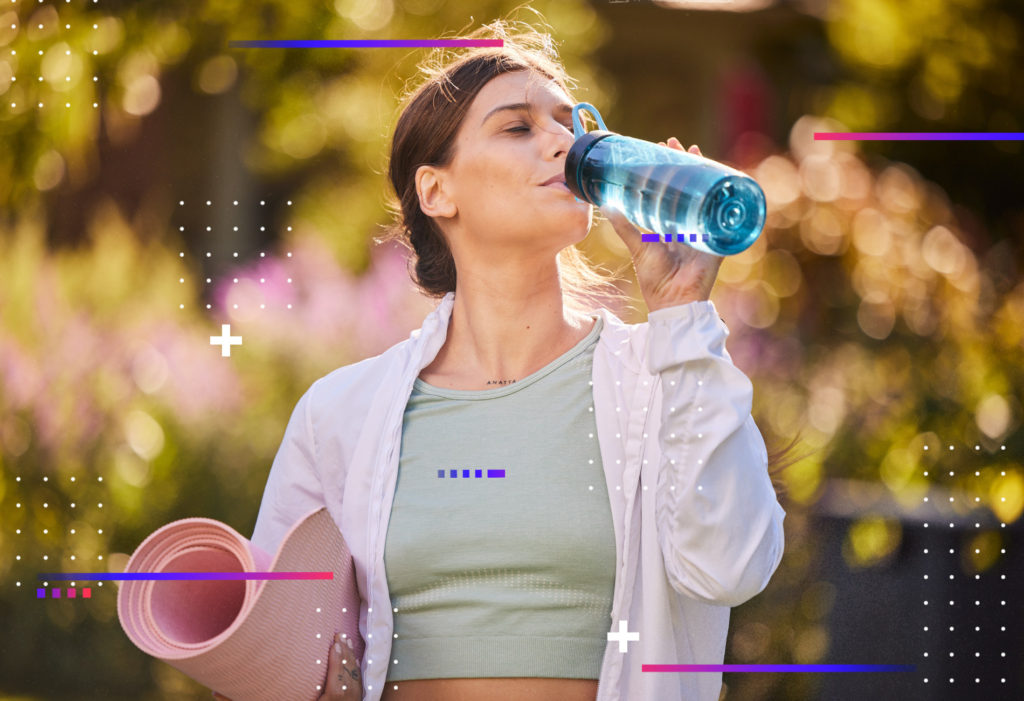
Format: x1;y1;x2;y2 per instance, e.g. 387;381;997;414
565;103;766;256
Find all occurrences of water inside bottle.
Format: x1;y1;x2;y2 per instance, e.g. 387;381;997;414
580;144;764;255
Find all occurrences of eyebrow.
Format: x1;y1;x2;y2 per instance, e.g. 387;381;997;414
481;101;574;126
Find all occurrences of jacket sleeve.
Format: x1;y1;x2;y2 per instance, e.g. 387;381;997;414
251;381;327;555
646;300;785;607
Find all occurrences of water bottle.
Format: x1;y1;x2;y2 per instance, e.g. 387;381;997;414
565;102;766;256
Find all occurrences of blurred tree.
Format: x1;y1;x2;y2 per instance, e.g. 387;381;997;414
818;0;1024;253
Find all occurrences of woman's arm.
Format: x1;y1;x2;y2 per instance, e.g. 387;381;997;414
646;301;785;607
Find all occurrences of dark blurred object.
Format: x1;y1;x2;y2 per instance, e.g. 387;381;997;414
813;478;1023;700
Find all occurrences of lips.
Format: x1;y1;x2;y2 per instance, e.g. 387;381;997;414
541;174;566;186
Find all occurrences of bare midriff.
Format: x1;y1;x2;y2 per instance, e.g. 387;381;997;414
378;677;599;701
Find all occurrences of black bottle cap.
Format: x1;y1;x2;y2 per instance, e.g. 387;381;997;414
564;130;615;202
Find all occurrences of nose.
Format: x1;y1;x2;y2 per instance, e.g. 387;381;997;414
548;120;575;158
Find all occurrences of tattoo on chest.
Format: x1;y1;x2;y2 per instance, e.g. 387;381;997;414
486;379;516;385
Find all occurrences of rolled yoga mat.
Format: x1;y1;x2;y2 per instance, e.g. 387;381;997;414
117;507;363;701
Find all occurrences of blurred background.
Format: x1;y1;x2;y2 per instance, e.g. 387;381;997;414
1;0;1021;699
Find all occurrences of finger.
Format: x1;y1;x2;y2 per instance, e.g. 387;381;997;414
667;136;684;150
324;633;346;697
688;144;702;156
324;633;362;699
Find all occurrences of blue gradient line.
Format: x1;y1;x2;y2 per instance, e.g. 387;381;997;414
38;572;333;581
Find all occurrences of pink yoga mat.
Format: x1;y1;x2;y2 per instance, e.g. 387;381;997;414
117;508;363;701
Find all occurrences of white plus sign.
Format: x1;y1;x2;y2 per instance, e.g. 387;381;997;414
607;619;639;653
210;324;242;357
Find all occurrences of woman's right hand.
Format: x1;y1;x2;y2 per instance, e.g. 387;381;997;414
212;632;364;701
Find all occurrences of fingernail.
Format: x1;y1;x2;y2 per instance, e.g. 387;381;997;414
345;637;355;649
335;641;342;654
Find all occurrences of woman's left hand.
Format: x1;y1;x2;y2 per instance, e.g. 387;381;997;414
599;137;724;312
211;633;363;701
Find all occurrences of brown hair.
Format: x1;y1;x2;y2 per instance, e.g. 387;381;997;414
376;12;804;489
765;430;814;500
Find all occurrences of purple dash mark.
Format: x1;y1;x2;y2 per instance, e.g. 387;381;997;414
642;233;710;244
642;664;915;673
38;572;334;581
52;588;60;598
442;469;503;478
228;40;504;49
814;132;1024;141
67;588;77;598
36;588;45;599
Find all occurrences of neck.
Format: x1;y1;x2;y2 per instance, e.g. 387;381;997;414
440;258;591;384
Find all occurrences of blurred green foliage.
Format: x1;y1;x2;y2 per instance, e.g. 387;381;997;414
818;0;1024;247
0;1;1021;700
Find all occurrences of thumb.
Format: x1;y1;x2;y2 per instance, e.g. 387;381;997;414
599;204;644;259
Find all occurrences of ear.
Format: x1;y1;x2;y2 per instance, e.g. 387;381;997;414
415;164;457;219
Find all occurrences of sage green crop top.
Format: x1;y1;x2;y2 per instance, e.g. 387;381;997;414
383;315;615;682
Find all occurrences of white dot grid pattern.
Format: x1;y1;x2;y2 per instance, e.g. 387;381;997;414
6;2;102;112
176;200;294;311
919;440;1010;688
10;470;108;591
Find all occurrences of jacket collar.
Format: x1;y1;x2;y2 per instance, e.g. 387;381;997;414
404;291;643;378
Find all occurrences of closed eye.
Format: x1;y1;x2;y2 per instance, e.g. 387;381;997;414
505;122;574;135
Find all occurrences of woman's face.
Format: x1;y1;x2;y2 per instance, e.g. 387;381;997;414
417;70;593;258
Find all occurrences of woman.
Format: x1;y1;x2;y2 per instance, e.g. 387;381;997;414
232;19;790;701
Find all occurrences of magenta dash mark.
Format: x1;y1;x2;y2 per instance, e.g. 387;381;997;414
37;588;87;600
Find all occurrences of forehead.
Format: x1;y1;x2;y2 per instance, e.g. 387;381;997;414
467;70;572;119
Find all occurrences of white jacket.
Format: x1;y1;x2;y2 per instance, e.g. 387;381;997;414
251;291;786;701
